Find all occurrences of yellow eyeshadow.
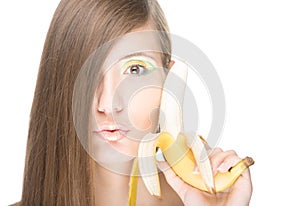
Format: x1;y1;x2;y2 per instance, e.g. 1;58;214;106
121;59;155;74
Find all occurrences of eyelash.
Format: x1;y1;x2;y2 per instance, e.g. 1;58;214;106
122;60;154;76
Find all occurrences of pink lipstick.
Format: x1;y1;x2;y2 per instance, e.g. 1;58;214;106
93;122;129;142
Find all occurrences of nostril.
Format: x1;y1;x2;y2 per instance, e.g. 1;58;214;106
114;105;123;112
97;105;123;113
97;107;106;113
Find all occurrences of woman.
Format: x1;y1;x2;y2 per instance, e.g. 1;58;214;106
12;0;252;205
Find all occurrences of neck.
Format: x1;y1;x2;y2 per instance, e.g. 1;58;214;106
93;160;184;206
93;161;132;205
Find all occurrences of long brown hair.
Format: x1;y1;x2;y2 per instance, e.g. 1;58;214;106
19;0;171;205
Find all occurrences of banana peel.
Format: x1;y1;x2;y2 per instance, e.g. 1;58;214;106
128;158;139;206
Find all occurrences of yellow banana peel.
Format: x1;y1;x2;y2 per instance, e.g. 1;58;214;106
128;158;139;206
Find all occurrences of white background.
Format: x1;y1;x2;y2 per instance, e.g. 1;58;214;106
1;0;300;205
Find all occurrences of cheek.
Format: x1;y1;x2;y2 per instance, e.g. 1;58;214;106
128;87;162;131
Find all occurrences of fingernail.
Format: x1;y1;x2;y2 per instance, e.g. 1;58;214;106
216;162;227;173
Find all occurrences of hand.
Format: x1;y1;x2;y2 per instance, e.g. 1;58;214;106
157;147;253;206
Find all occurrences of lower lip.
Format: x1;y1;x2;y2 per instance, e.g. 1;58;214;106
94;130;127;142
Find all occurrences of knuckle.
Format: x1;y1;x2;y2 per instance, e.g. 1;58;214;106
213;147;223;153
208;147;222;157
226;149;238;156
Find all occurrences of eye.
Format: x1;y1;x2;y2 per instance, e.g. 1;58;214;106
124;64;146;75
122;59;156;76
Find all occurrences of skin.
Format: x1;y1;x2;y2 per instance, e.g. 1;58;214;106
92;26;252;205
92;52;166;157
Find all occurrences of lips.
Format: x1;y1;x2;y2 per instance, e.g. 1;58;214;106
93;122;129;142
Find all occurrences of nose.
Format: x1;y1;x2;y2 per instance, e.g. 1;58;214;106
97;72;124;114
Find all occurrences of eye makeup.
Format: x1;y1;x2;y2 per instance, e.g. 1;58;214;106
121;58;157;76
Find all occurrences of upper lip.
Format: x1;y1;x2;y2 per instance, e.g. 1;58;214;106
94;122;129;133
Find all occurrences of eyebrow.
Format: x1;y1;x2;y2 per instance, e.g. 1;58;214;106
119;52;159;62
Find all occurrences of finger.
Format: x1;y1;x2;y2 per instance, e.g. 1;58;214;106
219;156;252;195
208;147;223;158
216;154;241;173
225;167;253;205
209;149;238;175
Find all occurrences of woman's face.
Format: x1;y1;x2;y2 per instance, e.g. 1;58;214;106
90;29;171;164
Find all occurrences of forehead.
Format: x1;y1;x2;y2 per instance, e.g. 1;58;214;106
102;31;163;71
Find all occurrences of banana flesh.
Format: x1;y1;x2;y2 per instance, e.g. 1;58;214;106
128;132;254;205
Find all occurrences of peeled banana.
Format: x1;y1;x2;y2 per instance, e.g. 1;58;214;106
128;132;254;205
